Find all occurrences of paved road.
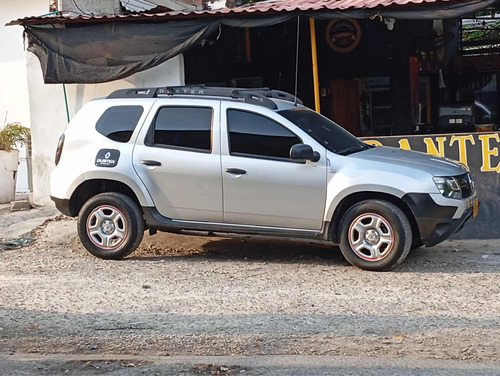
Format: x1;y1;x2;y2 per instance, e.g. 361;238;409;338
2;354;500;375
1;218;499;375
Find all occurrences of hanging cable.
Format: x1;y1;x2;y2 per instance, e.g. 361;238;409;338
370;11;383;22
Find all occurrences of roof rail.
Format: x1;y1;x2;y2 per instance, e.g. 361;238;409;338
107;86;303;109
107;88;157;98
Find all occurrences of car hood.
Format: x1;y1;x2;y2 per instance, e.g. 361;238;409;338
349;146;468;176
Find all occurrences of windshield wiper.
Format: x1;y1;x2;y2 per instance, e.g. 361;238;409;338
336;144;371;156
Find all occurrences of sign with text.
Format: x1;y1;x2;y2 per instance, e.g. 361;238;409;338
363;132;499;239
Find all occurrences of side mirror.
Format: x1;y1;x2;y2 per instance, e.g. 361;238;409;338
290;144;320;162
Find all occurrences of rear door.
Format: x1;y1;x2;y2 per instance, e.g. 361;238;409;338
133;99;223;222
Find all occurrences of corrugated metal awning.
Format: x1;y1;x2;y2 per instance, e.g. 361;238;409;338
7;0;499;26
10;0;499;84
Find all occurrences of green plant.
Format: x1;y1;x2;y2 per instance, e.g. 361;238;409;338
0;123;31;151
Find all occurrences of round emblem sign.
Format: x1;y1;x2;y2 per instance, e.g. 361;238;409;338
325;19;362;53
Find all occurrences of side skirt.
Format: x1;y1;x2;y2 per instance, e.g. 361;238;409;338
142;207;330;241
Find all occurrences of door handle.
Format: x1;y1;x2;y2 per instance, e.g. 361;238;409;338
141;160;162;166
225;168;246;175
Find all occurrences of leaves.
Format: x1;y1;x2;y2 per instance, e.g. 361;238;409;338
0;122;31;151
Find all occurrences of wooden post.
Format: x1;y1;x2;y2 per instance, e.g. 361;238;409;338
245;27;252;63
309;18;321;113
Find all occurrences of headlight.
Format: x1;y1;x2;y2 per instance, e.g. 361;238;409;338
433;176;461;199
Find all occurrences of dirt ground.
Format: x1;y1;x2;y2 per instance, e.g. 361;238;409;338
1;217;499;374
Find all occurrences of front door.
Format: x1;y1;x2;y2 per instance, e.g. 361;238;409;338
220;104;327;230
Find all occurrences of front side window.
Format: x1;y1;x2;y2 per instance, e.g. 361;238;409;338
227;109;302;160
96;106;143;143
149;106;213;152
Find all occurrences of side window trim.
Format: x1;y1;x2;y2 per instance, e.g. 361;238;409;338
146;142;212;154
230;151;306;164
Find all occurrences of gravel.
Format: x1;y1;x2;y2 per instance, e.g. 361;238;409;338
1;218;499;368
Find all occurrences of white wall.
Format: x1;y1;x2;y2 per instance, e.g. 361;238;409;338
27;54;185;205
0;1;48;197
0;0;46;126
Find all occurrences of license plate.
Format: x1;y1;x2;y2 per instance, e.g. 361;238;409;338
472;200;479;218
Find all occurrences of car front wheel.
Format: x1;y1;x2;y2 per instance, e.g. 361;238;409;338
77;192;145;259
338;200;412;271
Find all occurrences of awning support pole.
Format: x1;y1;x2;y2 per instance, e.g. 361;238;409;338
309;18;321;113
294;16;300;104
245;27;252;63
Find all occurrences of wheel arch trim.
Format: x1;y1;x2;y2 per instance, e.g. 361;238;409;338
82;171;153;205
327;190;419;243
66;172;154;217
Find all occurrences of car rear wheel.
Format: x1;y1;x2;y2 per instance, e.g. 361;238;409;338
77;192;144;259
338;200;412;271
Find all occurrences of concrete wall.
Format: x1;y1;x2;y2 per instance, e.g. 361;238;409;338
0;0;48;196
27;54;185;205
59;0;120;15
0;0;45;127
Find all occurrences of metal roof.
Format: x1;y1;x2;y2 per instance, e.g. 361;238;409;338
5;0;492;25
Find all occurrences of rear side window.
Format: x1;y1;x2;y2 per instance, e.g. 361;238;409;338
96;106;143;142
148;106;213;152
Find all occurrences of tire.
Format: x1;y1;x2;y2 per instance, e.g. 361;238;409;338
411;238;424;251
338;200;412;271
77;192;145;260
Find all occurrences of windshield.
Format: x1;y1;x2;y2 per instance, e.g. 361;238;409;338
279;107;372;155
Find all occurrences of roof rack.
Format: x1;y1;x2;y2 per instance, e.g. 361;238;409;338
106;85;303;109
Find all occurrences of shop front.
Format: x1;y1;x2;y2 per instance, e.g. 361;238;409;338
183;11;499;138
9;0;500;238
181;8;499;239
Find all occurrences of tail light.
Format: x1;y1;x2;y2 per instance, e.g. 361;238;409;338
55;134;65;166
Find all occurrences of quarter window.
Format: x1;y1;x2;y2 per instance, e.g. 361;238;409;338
150;107;212;152
96;106;143;143
227;109;302;159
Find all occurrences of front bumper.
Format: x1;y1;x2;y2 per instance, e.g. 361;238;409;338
403;193;478;247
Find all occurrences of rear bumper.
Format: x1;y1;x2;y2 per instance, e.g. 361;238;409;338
403;193;477;247
50;196;72;217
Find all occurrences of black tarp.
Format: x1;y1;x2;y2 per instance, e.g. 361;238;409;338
24;0;498;83
26;20;220;83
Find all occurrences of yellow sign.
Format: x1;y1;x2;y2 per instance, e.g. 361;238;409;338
364;133;500;173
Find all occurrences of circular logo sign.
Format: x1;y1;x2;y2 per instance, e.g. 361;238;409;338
325;19;362;53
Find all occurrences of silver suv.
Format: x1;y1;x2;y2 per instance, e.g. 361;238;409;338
50;86;478;271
